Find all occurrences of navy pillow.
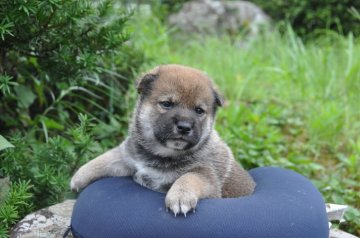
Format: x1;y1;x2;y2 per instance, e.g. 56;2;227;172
69;167;329;238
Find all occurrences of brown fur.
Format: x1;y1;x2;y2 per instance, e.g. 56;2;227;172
71;64;255;216
141;65;220;109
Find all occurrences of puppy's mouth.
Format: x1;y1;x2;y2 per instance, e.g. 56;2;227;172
153;128;200;151
165;138;192;150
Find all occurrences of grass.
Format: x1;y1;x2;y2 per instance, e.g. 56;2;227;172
130;13;360;235
1;7;359;237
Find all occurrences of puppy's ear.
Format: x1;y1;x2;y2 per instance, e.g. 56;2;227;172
213;88;224;107
136;66;160;95
204;73;223;107
136;73;157;95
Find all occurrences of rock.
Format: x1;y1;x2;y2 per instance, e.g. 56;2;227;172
330;229;359;238
10;199;75;238
168;0;270;37
326;203;348;222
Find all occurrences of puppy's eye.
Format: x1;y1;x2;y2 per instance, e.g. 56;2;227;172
159;101;174;109
195;107;205;115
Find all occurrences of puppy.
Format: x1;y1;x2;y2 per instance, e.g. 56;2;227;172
71;64;255;216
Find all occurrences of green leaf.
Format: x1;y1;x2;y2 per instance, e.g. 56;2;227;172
0;177;10;205
41;117;65;130
0;135;14;151
0;19;14;40
14;85;36;109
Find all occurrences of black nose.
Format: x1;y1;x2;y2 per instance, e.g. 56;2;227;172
176;121;192;135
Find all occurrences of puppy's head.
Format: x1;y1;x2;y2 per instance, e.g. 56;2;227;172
134;64;223;157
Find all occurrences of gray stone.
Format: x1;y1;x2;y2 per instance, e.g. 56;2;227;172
168;0;271;37
330;229;359;238
326;203;348;222
10;199;75;238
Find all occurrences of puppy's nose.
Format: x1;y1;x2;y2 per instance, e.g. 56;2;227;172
176;121;192;135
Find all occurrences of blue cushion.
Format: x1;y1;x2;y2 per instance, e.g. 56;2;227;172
69;167;329;238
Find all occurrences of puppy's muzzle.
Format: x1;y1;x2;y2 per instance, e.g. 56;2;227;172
176;120;193;135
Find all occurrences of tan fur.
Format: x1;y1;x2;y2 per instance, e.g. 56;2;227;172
149;65;215;109
70;144;133;191
71;64;256;216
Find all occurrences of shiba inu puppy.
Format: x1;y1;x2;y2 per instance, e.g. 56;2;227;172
71;64;255;216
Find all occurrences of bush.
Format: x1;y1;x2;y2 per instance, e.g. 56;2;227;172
0;1;144;236
0;179;33;235
0;114;104;237
252;0;360;38
0;0;144;137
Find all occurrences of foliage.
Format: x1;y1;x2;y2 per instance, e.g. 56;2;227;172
0;0;144;138
0;180;33;237
154;0;360;38
1;2;360;237
0;136;14;151
0;115;105;237
131;12;360;235
155;0;189;19
2;114;100;205
252;0;360;38
0;0;144;236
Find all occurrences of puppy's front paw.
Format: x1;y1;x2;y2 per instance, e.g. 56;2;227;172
165;188;198;217
70;170;90;192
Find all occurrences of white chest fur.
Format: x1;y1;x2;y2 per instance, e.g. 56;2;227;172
130;159;178;192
